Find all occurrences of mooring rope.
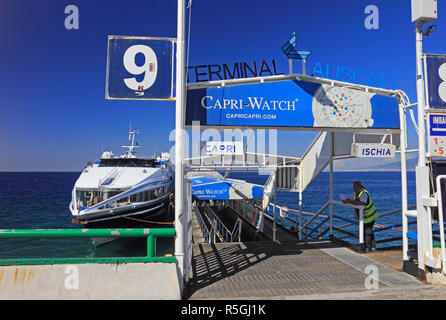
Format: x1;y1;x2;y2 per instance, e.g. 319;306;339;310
121;215;174;225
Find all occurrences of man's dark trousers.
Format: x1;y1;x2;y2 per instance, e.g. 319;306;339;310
363;220;376;251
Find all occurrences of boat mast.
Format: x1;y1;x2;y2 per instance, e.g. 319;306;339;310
121;126;140;158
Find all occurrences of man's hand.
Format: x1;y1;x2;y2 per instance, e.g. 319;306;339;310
342;199;351;204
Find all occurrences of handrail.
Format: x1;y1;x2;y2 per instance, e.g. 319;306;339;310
267;201;415;246
436;175;446;273
230;218;243;242
379;204;417;218
330;201;364;244
199;203;241;243
305;217;330;240
265;204;297;225
203;204;232;242
0;228;176;265
299;201;330;232
193;204;212;243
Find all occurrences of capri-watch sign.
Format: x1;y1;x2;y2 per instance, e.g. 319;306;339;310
185;79;400;130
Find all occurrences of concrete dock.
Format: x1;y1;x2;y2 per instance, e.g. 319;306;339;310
186;240;446;300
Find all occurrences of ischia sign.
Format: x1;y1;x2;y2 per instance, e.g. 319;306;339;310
351;143;396;158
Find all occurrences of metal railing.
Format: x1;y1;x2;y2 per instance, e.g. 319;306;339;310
231;218;243;242
202;204;238;243
193;203;212;243
266;202;417;248
0;228;176;266
194;203;243;243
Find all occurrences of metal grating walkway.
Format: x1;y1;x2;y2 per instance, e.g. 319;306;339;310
186;241;423;299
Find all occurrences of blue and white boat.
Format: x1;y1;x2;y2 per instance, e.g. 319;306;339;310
69;128;173;243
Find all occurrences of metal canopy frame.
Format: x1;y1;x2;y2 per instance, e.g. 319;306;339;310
187;72;397;97
184;73;410;246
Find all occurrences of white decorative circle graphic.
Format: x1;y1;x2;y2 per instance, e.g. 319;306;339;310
312;86;373;128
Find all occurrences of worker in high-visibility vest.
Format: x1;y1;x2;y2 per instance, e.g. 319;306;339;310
342;181;378;252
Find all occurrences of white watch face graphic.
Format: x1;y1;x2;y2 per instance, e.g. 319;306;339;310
312;86;374;128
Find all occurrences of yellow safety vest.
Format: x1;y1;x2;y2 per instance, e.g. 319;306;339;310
352;188;378;224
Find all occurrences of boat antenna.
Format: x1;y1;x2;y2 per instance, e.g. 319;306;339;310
121;125;140;158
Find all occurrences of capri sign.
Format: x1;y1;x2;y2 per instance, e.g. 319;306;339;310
204;141;243;155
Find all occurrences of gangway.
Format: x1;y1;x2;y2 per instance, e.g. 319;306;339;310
185;126;405;248
192;201;243;243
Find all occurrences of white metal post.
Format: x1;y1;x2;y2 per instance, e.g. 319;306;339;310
175;0;186;286
329;132;334;236
416;21;427;167
273;183;277;242
436;176;446;273
297;190;302;237
183;178;192;283
359;208;364;245
415;21;430;271
399;103;409;261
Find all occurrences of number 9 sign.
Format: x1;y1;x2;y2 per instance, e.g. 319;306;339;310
123;45;158;91
106;35;174;101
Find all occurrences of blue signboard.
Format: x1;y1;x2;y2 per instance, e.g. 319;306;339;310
106;36;174;100
429;114;446;136
190;176;263;200
426;55;446;109
186;80;400;129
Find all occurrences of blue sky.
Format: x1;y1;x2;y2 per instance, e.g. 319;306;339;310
0;0;445;171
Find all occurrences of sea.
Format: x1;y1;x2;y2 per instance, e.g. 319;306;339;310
0;171;416;259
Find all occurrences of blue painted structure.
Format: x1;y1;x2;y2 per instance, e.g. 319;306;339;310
190;176;263;200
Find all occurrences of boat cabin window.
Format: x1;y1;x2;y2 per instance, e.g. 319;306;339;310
130;187;167;203
76;190;102;208
85;185;170;211
98;158;157;168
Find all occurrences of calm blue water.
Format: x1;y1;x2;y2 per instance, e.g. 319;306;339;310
0;172;173;259
0;171;416;258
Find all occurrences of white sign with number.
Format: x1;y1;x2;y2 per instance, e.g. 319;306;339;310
429;114;446;157
106;36;174;100
430;136;446;156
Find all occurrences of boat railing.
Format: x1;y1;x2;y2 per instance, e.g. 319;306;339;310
0;228;176;265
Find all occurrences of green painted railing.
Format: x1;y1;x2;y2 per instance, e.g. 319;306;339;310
0;228;176;266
